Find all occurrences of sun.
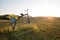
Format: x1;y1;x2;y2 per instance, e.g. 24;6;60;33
47;16;54;20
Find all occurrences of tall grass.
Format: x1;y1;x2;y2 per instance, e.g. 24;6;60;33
0;17;60;40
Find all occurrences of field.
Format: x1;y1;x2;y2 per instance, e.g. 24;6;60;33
0;17;60;40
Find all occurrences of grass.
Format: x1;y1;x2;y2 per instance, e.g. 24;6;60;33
0;17;60;40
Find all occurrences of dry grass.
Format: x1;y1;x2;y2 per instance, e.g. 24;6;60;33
0;17;60;40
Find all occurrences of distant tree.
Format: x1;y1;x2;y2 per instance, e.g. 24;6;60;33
0;15;9;20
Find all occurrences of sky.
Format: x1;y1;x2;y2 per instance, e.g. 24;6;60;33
0;0;60;17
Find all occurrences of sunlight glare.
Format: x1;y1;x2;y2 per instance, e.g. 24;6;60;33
47;16;54;20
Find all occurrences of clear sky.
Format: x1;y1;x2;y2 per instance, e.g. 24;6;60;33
0;0;60;17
